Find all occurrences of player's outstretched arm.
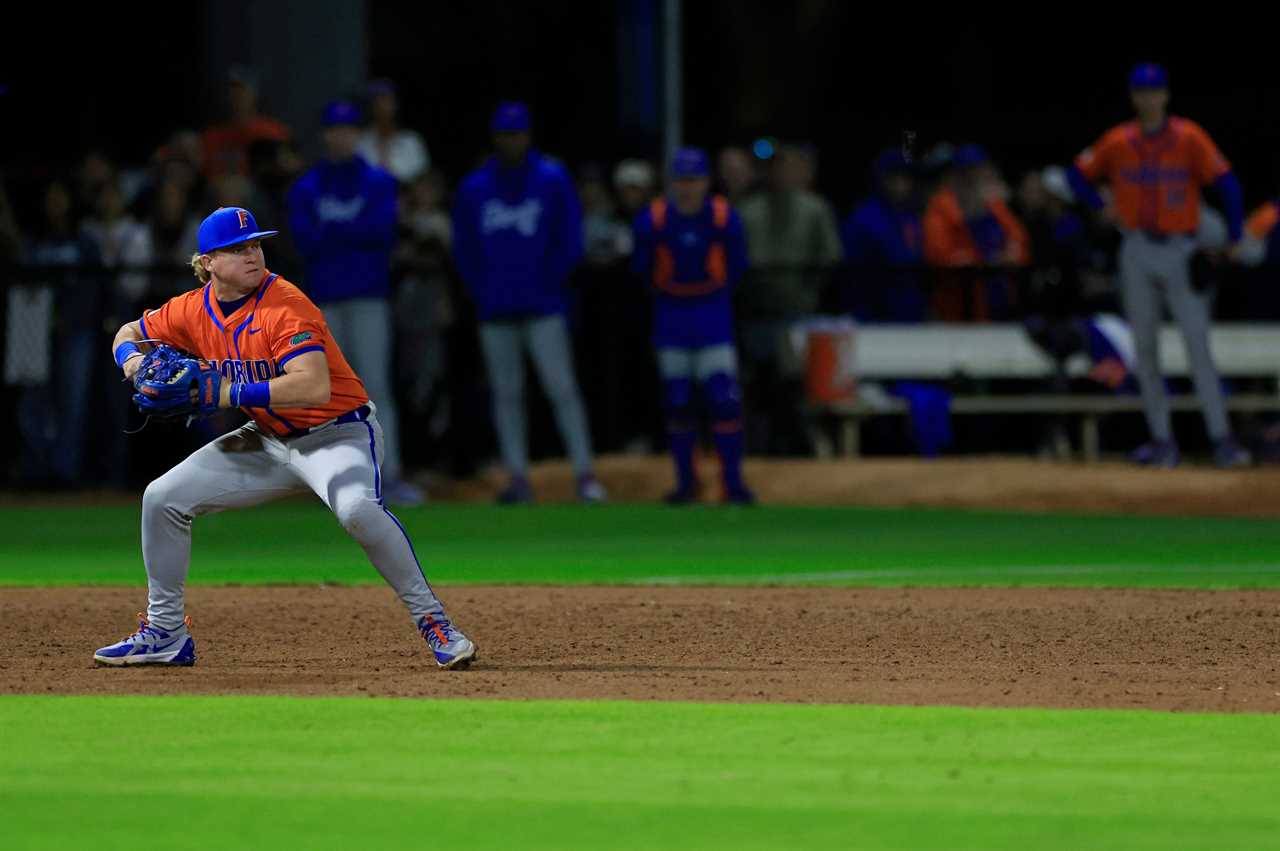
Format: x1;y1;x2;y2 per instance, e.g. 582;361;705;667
222;349;331;410
111;320;146;381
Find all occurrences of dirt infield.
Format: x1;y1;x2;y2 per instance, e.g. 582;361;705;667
3;585;1277;713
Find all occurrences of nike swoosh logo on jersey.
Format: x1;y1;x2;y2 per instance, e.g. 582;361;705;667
248;328;262;335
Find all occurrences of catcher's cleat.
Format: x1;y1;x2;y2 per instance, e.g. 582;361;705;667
723;486;756;506
417;612;477;669
94;613;196;666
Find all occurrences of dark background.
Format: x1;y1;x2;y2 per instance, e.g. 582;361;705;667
5;4;1280;212
2;2;1278;480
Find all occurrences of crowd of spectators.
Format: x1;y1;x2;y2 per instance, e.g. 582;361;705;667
3;65;1277;493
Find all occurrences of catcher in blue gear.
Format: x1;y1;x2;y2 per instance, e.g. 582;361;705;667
630;147;754;504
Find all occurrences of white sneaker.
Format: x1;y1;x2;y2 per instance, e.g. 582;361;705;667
94;614;196;666
418;613;477;669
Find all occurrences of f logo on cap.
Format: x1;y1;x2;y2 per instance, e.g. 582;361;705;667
237;210;250;229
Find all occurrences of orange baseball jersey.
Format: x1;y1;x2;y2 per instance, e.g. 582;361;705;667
922;188;1030;268
139;271;368;437
922;188;1029;322
1074;117;1230;234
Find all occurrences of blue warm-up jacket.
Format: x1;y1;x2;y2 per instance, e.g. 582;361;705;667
451;150;584;321
288;155;398;304
841;194;925;322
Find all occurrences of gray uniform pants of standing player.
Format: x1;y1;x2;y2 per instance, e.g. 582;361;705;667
479;314;595;477
141;404;444;631
1118;230;1230;443
323;298;405;480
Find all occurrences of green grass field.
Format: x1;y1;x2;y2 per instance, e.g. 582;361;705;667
1;502;1279;588
2;503;1279;849
4;697;1279;851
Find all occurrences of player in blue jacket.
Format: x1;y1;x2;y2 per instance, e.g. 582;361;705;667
452;102;605;503
632;147;754;504
288;100;422;505
841;149;925;322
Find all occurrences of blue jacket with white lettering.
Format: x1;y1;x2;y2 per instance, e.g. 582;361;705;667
452;149;584;320
287;155;398;304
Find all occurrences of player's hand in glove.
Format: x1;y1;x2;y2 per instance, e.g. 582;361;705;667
131;344;222;421
1188;248;1226;294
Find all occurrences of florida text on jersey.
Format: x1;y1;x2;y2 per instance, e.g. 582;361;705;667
139;272;368;436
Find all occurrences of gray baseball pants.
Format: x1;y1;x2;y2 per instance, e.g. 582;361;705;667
1118;231;1230;442
141;406;444;631
322;298;405;479
479;314;595;477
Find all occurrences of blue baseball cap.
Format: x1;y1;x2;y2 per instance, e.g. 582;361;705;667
322;100;361;127
670;146;710;178
491;101;531;132
1129;63;1168;89
197;207;279;254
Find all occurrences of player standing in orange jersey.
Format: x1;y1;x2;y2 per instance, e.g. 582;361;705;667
93;207;477;669
1067;63;1251;468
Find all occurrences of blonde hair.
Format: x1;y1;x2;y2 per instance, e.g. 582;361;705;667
190;252;211;284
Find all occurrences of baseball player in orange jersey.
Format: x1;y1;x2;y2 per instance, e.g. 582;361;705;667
1067;63;1251;468
94;206;476;669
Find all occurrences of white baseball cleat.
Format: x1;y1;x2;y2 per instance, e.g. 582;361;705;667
418;612;477;669
94;614;197;666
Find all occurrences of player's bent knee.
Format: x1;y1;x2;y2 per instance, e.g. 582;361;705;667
142;475;190;519
141;479;168;515
334;496;388;542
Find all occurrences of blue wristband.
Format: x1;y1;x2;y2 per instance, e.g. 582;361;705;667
232;381;271;408
114;341;142;369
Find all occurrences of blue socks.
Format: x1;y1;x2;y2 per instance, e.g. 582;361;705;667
668;426;697;492
712;423;745;494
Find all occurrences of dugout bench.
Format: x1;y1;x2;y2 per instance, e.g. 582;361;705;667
811;323;1280;460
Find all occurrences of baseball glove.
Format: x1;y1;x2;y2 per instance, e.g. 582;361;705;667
131;344;222;422
1188;249;1225;293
